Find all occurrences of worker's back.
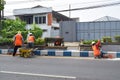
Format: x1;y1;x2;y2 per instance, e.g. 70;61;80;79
92;45;100;56
14;34;23;46
27;35;35;43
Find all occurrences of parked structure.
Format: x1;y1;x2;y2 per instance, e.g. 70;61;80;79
60;16;120;42
13;5;73;38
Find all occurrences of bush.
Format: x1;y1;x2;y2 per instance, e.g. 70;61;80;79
114;35;120;42
102;36;112;43
5;31;28;40
0;38;13;45
30;30;42;39
1;19;43;39
82;40;92;45
82;40;98;45
5;31;19;38
35;38;45;45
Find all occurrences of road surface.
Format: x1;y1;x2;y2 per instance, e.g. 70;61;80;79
0;55;120;80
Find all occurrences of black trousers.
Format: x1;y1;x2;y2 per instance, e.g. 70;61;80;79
27;43;34;48
13;46;21;56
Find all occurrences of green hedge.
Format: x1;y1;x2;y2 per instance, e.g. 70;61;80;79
1;30;42;40
35;38;45;45
114;35;120;42
0;37;45;45
102;36;112;43
0;38;13;45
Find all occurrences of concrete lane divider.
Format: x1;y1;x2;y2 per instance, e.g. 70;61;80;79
0;49;120;58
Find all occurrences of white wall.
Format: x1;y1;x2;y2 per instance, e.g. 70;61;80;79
25;24;51;38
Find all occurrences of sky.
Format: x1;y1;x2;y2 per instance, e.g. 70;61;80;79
4;0;120;22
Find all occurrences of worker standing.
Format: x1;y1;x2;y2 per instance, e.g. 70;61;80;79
27;33;35;48
91;40;102;59
13;31;24;56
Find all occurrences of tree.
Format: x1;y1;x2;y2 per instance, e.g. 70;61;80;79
0;0;4;10
0;0;5;29
1;17;43;39
3;17;26;31
1;17;26;38
0;17;43;45
28;22;43;38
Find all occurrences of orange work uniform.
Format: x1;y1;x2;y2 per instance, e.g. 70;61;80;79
92;40;101;57
14;34;23;46
27;36;35;43
13;33;23;56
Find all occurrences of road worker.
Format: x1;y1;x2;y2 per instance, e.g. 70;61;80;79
27;33;35;48
13;31;24;56
91;40;102;59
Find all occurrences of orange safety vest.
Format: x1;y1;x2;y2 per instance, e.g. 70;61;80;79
14;34;23;46
28;36;35;43
92;40;101;57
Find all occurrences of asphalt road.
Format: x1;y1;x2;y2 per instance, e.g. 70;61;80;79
0;55;120;80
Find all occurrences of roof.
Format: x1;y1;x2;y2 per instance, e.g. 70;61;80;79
52;11;73;21
13;5;73;21
31;5;44;8
94;16;120;21
13;5;52;15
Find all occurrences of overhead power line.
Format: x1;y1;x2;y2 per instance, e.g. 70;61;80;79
6;0;53;5
56;2;120;12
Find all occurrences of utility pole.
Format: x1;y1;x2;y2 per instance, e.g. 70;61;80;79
0;0;5;30
69;4;71;20
0;0;2;30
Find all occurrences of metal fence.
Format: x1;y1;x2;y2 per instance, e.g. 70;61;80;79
60;21;120;42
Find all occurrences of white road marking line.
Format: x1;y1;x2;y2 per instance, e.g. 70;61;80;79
107;58;120;61
39;56;94;60
0;71;76;79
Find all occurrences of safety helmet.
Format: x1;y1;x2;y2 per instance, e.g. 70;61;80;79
29;33;32;35
91;41;95;45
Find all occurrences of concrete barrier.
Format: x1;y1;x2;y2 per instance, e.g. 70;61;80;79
0;49;120;58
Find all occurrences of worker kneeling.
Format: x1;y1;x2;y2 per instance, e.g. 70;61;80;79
91;40;102;59
91;40;112;59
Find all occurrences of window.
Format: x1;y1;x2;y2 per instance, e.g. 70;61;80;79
34;16;46;24
23;16;33;24
43;16;46;23
35;17;38;24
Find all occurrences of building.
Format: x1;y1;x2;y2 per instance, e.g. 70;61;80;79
60;16;120;42
94;16;120;22
4;15;15;20
13;5;73;38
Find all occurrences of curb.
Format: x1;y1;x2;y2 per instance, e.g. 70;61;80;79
0;49;120;58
